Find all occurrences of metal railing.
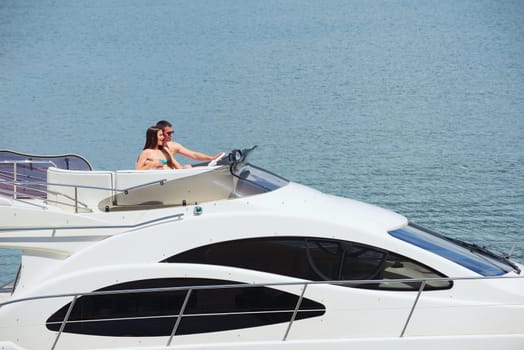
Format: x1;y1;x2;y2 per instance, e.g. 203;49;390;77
1;274;523;350
1;157;174;212
0;212;184;233
0;160;56;200
0;177;169;213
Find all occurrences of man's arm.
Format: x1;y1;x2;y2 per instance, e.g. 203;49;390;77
167;141;219;161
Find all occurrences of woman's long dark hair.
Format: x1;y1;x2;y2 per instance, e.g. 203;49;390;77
143;127;161;150
142;126;173;168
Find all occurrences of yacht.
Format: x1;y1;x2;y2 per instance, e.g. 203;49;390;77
0;147;523;350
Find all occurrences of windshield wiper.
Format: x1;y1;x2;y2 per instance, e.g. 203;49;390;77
450;239;520;274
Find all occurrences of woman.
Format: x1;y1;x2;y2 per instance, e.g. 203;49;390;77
136;127;184;170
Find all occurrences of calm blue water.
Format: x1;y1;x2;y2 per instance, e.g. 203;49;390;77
1;0;523;283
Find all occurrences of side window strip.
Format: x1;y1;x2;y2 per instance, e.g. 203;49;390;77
164;237;452;291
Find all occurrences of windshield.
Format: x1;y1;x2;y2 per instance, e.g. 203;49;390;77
389;223;519;276
231;163;289;192
229;146;289;193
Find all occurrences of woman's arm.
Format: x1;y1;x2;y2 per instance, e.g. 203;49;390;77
168;152;185;169
136;150;161;170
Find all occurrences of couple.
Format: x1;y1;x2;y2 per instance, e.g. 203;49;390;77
136;120;222;170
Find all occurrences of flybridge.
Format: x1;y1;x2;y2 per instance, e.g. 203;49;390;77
0;146;288;213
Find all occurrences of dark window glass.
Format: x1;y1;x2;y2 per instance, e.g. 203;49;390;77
389;224;518;276
165;237;451;291
340;245;387;280
169;239;317;280
46;278;325;337
306;240;342;280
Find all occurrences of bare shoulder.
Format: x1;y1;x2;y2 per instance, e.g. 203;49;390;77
139;149;155;158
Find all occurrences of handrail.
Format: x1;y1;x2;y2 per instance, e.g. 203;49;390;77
3;274;523;308
0;183;91;211
0;160;57;200
0;167;48;181
0;212;184;233
0;178;169;212
0;178;169;194
120;178;168;194
0;149;92;170
1;274;523;349
0;160;59;166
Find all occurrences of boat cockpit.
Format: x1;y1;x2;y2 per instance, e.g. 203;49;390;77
0;146;288;213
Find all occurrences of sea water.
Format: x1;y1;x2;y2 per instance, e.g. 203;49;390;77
1;0;523;284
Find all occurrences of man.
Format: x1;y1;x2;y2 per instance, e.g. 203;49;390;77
155;120;222;167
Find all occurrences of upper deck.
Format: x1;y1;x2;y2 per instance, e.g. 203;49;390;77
0;147;288;214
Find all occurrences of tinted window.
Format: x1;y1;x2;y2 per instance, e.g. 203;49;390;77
46;278;325;337
389;224;518;276
165;237;451;291
306;240;342;279
170;239;317;280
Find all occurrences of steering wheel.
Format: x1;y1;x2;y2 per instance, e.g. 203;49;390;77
208;152;226;167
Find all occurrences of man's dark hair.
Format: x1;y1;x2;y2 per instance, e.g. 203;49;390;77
156;120;172;130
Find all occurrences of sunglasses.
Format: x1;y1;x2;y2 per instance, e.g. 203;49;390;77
166;131;174;136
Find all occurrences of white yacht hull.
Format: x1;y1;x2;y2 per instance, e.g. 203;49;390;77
1;335;524;350
1;149;523;350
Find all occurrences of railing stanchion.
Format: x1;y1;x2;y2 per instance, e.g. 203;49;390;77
167;288;192;346
74;187;78;213
51;295;77;350
13;163;17;199
283;283;308;341
400;280;426;337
